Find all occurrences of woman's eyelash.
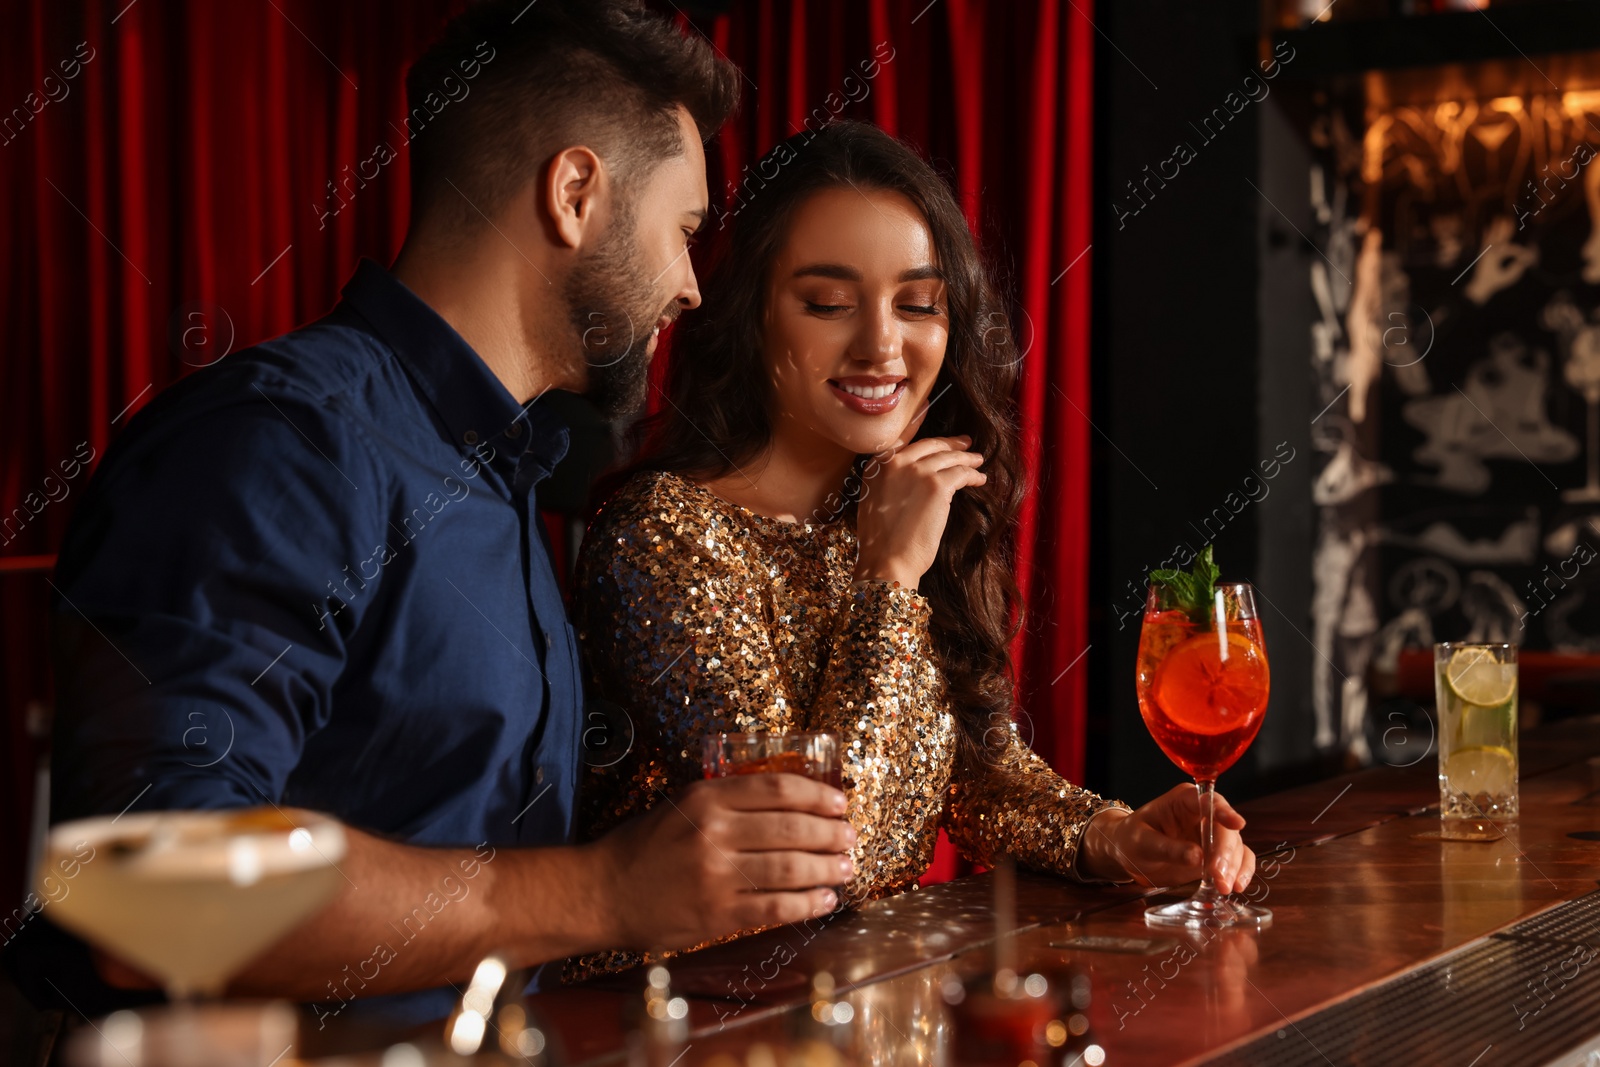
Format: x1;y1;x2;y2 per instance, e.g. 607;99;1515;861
804;302;942;315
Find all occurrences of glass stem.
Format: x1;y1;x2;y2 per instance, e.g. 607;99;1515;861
1196;778;1218;896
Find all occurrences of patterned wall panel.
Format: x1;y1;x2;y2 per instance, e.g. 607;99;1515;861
1309;81;1600;760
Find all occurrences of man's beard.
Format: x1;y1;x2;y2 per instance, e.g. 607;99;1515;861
563;211;674;422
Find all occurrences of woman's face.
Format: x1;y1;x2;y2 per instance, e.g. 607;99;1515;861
762;186;949;461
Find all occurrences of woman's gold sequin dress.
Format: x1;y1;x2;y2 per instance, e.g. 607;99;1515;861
569;470;1129;975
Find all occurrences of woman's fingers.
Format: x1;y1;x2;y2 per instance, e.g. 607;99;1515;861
1150;785;1246;858
1206;792;1248;893
1211;843;1234;893
1237;845;1257;891
933;466;988;499
919;449;986;472
1125;819;1203;870
1116;788;1263;895
1208;828;1250;893
888;434;972;464
1161;782;1202;819
1168;785;1245;829
1212;792;1247;831
1123;827;1259;896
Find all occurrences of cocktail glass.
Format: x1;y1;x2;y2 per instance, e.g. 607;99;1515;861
1136;581;1272;929
702;731;842;789
43;806;348;1000
1436;642;1518;839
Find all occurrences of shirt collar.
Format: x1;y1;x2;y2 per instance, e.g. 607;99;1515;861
340;258;568;472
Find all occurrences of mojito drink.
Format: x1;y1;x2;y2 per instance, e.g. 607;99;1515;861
1436;643;1518;835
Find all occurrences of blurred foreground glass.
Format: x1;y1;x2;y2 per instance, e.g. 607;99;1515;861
1435;642;1519;839
1136;580;1272;929
64;1003;299;1067
702;731;842;788
42;807;347;1000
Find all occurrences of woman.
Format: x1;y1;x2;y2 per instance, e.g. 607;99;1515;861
574;122;1255;944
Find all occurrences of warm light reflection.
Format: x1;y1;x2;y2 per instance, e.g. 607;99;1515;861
849;967;949;1065
1441;832;1526;944
468;956;507;993
446;954;508;1056
1562;90;1600;116
380;1043;425;1067
447;1011;486;1056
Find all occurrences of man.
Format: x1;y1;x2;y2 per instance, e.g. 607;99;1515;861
11;0;854;1022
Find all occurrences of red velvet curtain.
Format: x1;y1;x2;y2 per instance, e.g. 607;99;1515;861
0;0;1092;901
0;0;458;916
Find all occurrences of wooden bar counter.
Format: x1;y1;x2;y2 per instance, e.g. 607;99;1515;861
504;716;1600;1065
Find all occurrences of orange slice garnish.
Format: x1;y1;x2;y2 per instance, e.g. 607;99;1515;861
1153;631;1269;735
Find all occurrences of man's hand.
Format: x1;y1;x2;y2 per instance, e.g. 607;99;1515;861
1079;784;1255;895
594;773;856;950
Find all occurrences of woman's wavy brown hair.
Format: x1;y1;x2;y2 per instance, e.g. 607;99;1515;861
629;120;1025;769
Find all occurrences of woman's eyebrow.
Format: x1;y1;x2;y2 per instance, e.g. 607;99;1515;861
790;263;943;282
792;263;862;281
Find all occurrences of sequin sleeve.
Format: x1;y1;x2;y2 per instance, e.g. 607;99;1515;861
941;722;1132;881
806;579;949;903
574;484;950;905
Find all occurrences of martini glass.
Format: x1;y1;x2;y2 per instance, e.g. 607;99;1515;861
1135;581;1272;928
43;807;347;1000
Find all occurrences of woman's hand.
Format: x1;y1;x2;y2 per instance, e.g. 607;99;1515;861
853;435;986;589
1078;784;1256;895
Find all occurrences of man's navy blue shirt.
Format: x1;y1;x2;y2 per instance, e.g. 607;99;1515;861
29;259;583;1017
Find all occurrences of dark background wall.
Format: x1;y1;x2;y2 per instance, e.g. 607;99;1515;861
1089;0;1600;805
1089;0;1319;802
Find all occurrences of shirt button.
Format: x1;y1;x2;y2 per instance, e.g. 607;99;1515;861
507;421;523;438
545;633;553;650
535;766;545;785
463;430;479;445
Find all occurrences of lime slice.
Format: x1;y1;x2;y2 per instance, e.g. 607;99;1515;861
1444;648;1516;707
1459;700;1515;751
1444;745;1516;798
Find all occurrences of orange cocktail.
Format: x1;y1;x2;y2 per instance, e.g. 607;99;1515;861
1136;547;1273;930
1136;607;1269;780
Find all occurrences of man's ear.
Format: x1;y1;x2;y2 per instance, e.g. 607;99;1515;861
544;145;605;251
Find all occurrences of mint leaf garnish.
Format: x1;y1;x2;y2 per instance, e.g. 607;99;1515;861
1150;545;1220;624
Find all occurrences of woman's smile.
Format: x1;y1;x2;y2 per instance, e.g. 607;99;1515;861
828;375;908;415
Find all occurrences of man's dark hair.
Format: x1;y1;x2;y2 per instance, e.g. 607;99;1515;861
404;0;739;229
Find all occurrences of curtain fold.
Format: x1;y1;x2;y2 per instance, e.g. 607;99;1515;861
0;0;1091;901
0;0;454;912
